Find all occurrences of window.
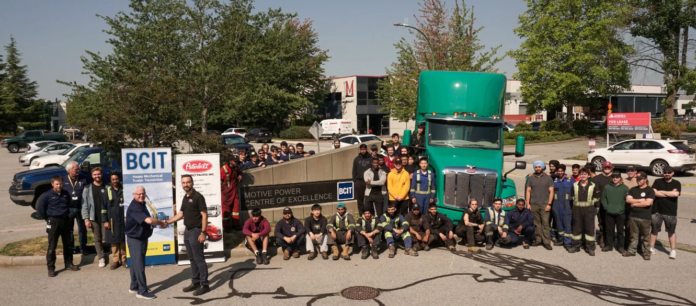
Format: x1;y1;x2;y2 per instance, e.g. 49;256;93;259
223;136;246;145
340;137;353;144
640;141;663;150
26;131;41;137
635;97;657;115
250;129;258;134
428;120;501;149
360;136;380;142
613;141;635;150
82;152;102;168
617;97;634;113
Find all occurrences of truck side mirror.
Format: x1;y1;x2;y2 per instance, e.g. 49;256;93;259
515;136;526;157
402;129;412;146
503;161;527;182
80;161;91;173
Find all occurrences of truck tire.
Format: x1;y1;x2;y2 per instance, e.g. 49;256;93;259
8;143;19;153
31;186;51;210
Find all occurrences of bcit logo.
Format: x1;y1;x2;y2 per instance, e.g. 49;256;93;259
183;160;212;172
337;181;354;200
163;244;171;251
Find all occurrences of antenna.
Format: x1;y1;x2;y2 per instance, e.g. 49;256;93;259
404;18;408;26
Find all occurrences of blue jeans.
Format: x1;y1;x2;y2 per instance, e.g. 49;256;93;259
127;237;149;295
68;208;87;250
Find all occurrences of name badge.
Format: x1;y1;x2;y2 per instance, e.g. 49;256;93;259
72;196;78;200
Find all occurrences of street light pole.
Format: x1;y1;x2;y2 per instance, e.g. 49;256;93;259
393;23;437;70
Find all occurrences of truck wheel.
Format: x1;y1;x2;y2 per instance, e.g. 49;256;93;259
650;160;669;176
8;144;19;153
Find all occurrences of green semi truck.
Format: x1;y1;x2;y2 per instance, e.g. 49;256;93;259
403;71;526;222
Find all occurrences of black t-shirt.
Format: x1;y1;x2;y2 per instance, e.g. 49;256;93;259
462;209;483;225
652;178;681;216
92;184;106;222
628;186;655;220
591;174;613;199
181;190;207;229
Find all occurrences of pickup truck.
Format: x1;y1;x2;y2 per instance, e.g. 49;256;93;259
9;147;119;209
2;130;69;153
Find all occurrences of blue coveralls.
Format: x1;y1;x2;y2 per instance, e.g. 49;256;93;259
410;170;436;212
550;176;573;246
380;213;412;248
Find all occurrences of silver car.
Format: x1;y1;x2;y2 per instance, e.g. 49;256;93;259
25;140;57;153
19;142;75;165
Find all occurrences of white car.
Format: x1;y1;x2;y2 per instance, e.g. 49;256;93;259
25;140;57;153
222;128;247;138
29;143;92;170
19;142;75;165
587;139;696;176
338;134;386;155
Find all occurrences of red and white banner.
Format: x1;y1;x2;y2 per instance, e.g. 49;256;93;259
607;112;651;133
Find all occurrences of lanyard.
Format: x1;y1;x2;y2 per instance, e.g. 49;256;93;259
68;176;78;195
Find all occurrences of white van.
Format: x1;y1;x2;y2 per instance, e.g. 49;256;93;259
320;119;353;139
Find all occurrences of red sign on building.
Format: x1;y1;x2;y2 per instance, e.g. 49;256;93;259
607;112;651;133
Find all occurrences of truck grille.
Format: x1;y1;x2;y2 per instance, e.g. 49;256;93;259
443;169;497;208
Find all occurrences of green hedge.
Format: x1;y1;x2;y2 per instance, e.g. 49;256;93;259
504;131;574;145
515;121;532;131
279;126;313;139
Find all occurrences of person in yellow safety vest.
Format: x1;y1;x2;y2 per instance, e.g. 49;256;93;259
380;202;417;258
356;209;383;260
568;168;601;256
326;202;355;260
220;155;242;231
484;198;510;250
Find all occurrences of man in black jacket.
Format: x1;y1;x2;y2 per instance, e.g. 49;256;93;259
424;203;456;253
275;207;306;260
39;175;80;277
352;144;372;214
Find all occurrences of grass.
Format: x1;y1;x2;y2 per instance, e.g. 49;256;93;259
503;134;576;145
1;233;95;256
566;153;588;161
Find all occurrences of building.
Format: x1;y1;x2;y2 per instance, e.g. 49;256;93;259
48;100;67;132
324;76;694;136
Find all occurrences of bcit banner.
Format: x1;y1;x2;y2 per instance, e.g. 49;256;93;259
122;148;176;266
175;154;225;265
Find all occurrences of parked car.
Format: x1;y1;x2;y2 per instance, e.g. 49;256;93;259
29;143;92;170
588;139;696;176
19;142;75;166
10;147;118;209
503;123;515;132
244;128;272;143
221;134;255;153
25;140;57;153
222;128;247;138
338;134;385;155
2;130;69;153
531;122;541;132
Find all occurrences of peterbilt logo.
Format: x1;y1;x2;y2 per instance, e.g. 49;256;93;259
183;161;212;172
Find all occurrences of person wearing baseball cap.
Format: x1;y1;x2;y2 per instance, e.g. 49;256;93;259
624;165;638;189
370;144;379;158
650;165;681;259
405;204;427;252
326;202;356;260
624;171;655;260
274;207;306;260
591;160;614;249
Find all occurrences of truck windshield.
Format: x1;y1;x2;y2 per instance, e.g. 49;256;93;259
61;149;88;168
428;120;501;150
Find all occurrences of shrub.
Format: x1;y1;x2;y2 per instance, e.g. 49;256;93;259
279;126;313;139
652;121;685;139
505;131;564;141
515;121;532;131
540;118;569;133
572;119;595;136
687;126;696;133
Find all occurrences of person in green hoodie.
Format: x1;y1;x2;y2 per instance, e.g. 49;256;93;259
601;171;629;253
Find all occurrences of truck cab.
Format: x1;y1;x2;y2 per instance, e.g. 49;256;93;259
404;71;526;223
2;130;69;153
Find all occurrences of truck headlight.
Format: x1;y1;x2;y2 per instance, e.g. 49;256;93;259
502;195;516;207
12;177;24;190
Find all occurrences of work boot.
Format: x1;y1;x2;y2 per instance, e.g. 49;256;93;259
331;246;340;260
65;264;80;271
622;251;635;257
321;252;328;260
388;245;396;258
602;246;612;252
568;247;580;254
617;248;625;255
554;240;564;246
643;254;651;261
532;240;542;247
424;244;430;251
48;269;56;278
283;249;290;260
588;249;596;256
255;252;263;264
308;252;317;260
361;246;369;260
564;246;570;252
193;285;210;296
413;242;423;251
599;236;605;249
341;246;351;260
543;244;553;251
110;262;120;270
468;246;481;253
261;252;269;265
406;247;418;256
448;245;457;253
486;244;494;251
292;249;300;258
182;283;200;293
523;242;530;249
371;246;379;259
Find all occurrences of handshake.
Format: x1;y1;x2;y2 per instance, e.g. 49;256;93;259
158;220;169;229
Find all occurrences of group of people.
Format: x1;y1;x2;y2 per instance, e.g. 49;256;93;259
523;159;681;259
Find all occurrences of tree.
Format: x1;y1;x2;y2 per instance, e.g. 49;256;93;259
628;0;696;122
0;36;40;134
377;0;504;122
510;0;632;123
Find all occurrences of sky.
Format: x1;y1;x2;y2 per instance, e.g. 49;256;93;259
0;0;661;101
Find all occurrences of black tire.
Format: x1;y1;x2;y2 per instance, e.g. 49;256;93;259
650;159;669;176
8;143;19;153
591;156;605;172
31;185;51;210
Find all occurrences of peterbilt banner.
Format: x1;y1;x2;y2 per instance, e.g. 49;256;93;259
242;180;354;209
122;148;176;266
174;154;225;265
607;112;651;133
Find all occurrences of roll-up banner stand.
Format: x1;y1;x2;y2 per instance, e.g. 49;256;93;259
122;148;176;266
175;154;225;264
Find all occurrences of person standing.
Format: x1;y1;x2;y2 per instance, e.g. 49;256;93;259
454;200;485;253
622;165;638;250
364;157;387;217
352;144;372;215
295;143;314;157
63;161;88;255
243;208;271;265
125;186;167;300
388;159;410;215
571;164;581;182
38;175;80;277
525;160;554;250
624;172;655;260
81;167;107;267
304;204;329;260
326;203;355;260
102;172;126;270
333;139;341;149
506;199;536;249
220;155;242;231
166;175;210;296
410;158;437;212
592;161;614;249
383;145;396;169
411;122;426;154
650;166;681;259
382;133;402;154
551;165;573;249
275;207;306;260
601;171;629;253
568;168;600;256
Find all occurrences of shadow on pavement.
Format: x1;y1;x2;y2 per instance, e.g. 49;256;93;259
151;259;255;294
174;249;696;305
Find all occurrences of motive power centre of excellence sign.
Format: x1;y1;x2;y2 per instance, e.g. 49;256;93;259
242;180;354;209
607;112;651;133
